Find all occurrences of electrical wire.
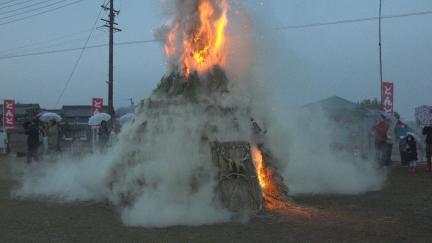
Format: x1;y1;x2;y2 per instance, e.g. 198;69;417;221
54;0;107;107
2;34;105;55
0;0;82;26
0;0;32;8
0;39;159;59
0;0;57;16
0;0;72;20
275;10;432;30
0;28;94;54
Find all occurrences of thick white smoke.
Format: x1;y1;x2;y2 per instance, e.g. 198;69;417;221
263;108;384;195
13;94;256;227
241;1;385;195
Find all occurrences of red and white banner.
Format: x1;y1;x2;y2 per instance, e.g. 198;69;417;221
3;99;15;130
92;98;103;114
382;82;394;114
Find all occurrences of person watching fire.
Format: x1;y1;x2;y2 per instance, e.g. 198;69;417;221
422;123;432;172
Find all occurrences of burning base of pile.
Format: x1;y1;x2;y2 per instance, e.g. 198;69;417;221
251;144;290;210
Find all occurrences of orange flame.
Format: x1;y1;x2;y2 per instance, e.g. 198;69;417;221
164;0;229;76
251;144;268;190
251;144;288;209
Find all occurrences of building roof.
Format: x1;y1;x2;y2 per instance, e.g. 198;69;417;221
0;103;40;116
303;96;378;120
303;96;359;111
62;105;107;118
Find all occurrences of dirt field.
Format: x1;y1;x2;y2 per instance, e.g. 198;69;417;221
1;155;431;242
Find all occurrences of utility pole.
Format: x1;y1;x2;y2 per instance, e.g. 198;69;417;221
102;0;121;122
378;0;383;108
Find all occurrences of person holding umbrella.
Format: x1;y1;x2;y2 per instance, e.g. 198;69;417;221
47;120;60;153
88;112;111;152
98;120;111;150
423;122;432;172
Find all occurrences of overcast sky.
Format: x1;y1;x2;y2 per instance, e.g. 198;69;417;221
0;0;431;120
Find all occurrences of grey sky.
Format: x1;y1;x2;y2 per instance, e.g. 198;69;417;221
0;0;431;120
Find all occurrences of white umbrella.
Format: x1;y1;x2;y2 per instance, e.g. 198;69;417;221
88;112;111;126
119;113;135;126
39;112;62;122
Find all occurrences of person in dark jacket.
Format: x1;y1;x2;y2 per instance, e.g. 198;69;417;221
98;120;110;150
373;115;389;166
24;120;40;163
423;125;432;172
405;134;418;173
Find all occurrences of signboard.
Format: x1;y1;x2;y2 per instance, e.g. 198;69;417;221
92;98;103;114
3;99;15;130
382;82;394;114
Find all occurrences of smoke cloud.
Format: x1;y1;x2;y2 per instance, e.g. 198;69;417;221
13;101;244;227
242;2;385;195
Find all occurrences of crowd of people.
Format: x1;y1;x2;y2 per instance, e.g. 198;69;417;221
16;110;432;171
23;117;112;163
373;112;432;173
23;118;62;163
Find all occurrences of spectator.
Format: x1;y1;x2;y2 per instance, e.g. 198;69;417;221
394;121;410;166
405;134;418;173
24;120;40;163
98;120;111;150
47;120;60;153
0;130;6;154
373;115;389;166
422;124;432;172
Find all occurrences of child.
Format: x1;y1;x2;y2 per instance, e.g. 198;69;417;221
405;134;418;173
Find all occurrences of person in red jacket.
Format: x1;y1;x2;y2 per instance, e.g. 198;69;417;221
373;115;390;166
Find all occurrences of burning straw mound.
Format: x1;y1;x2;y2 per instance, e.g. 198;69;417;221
107;64;289;215
105;0;290;217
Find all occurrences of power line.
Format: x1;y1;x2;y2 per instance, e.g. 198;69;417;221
275;10;432;30
0;28;94;54
0;0;72;20
2;34;105;55
0;0;82;26
0;0;58;16
54;0;107;107
0;39;159;59
0;0;32;8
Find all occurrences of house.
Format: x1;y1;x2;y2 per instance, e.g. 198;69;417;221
61;105;108;141
303;96;379;159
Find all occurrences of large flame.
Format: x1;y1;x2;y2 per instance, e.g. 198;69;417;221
251;144;268;189
164;0;229;76
251;144;287;209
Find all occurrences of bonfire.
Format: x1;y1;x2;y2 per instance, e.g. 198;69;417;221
107;0;288;214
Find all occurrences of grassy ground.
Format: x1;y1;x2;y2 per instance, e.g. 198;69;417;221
1;155;431;242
